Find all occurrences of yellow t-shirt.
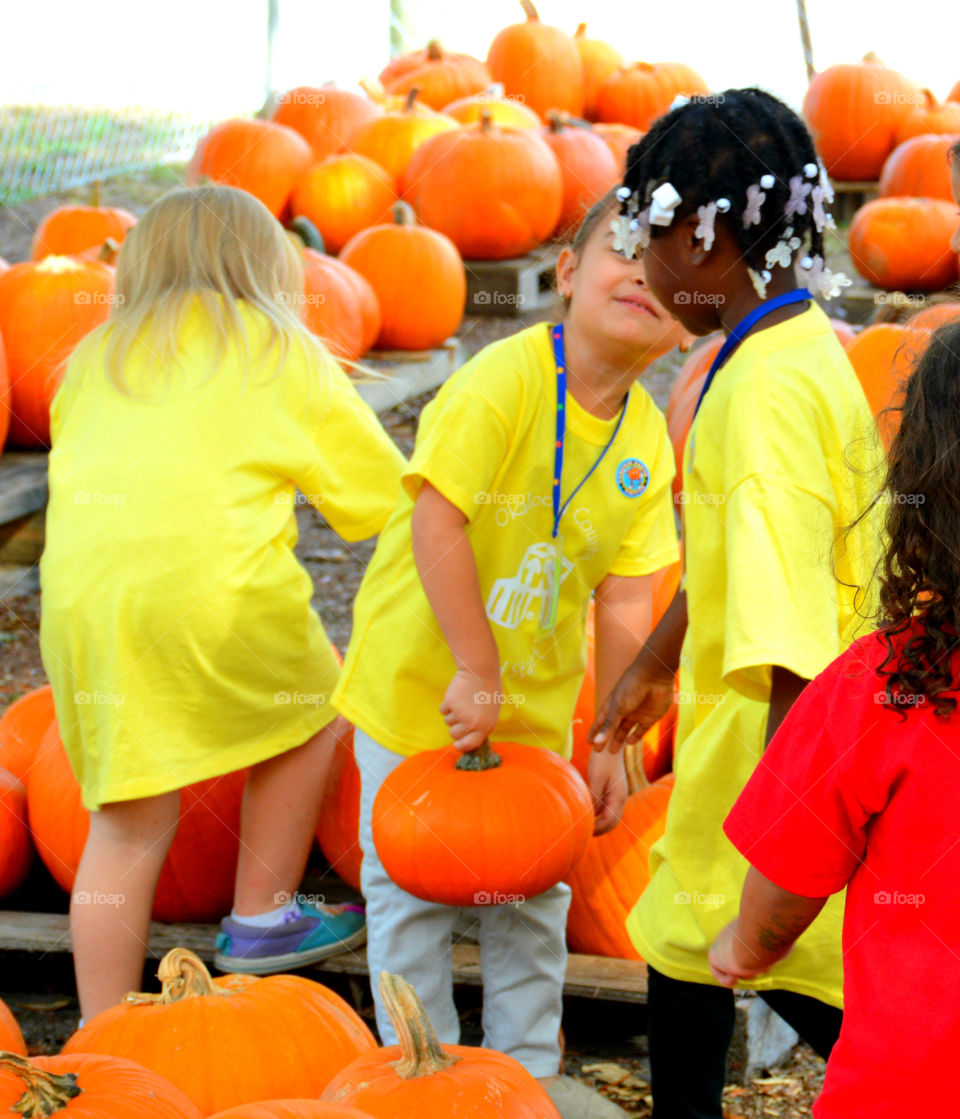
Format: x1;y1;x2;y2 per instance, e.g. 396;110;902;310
334;323;679;756
626;303;883;1005
39;295;406;810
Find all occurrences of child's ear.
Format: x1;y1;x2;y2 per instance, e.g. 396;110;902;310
683;215;710;266
555;246;576;300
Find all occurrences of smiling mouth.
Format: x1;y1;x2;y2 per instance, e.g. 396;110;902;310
616;296;657;317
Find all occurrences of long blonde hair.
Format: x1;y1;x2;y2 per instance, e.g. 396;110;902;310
79;185;328;397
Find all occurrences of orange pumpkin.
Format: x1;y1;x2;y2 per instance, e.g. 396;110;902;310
0;1051;204;1119
340;202;465;351
573;24;624;121
290;154;396;255
0;327;9;453
0;256;114;448
539;112;620;236
442;87;542;129
849;196;958;291
0;998;26;1055
379;41;491;112
894;89;960;145
188;119;313;218
0;685;56;782
324;974;561;1117
63;948;377;1116
907;302;960;331
403;111;562;260
31;206;136;263
0;768;32;899
845;323;922;449
564;775;673;958
487;0;584;119
272;86;382;161
351;88;459;193
878;134;959;202
802;54;923;181
315;725;363;890
211;1103;375;1119
592;122;644;173
595;62;709;131
372;740;593;906
27;722;248;923
829;317;858;348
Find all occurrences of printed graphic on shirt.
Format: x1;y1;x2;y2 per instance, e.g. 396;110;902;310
486;542;575;631
616;458;650;497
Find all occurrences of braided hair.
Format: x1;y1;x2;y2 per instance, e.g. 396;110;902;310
622;89;826;273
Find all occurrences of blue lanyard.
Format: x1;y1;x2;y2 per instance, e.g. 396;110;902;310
550;324;627;539
693;288;812;418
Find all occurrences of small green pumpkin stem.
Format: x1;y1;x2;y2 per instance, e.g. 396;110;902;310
455;738;502;771
287;214;325;252
97;237;119;263
378;974;460;1079
392;200;418;226
405;86;421;112
0;1053;82;1117
479;107;494;133
520;0;540;21
426;40;443;61
547;109;565;132
124;947;233;1005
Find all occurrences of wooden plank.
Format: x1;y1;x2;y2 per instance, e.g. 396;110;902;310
465;249;561;317
0;453;48;525
0;564;40;599
356;338;462;414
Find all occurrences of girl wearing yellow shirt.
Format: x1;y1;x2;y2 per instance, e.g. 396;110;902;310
333;190;692;1119
40;186;405;1020
591;90;881;1116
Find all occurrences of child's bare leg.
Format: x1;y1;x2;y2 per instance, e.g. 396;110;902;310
72;790;180;1020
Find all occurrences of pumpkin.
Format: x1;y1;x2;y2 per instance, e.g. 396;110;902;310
894;89;960;145
324;973;561;1117
564;775;673;958
31;206;136;263
0;685;56;782
442;86;542;129
402;111;562;259
486;0;584;119
0;1051;204;1119
539;113;620;236
315;725;363;890
211;1103;374;1119
350;88;459;193
26;722;247;923
878;134;959;202
849;196;958;291
272;86;382;161
0;999;26;1056
62;948;377;1116
949;80;960;104
592;122;644;173
0;256;114;448
802;54;922;181
573;24;623;121
340;202;466;350
187;120;313;218
0;769;32;899
845;323;922;449
379;41;491;112
371;740;593;906
0;328;9;453
595;62;709;131
290;154;396;256
907;301;960;331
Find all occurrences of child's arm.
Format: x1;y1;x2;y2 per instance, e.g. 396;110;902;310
708;866;829;987
766;666;810;749
411;480;502;752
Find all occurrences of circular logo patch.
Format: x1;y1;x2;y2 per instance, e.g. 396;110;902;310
616;458;650;497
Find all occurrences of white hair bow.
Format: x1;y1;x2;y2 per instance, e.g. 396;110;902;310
649;182;682;227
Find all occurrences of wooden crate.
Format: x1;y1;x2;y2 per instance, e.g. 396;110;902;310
0;452;48;599
830;180;878;225
465;249;561;317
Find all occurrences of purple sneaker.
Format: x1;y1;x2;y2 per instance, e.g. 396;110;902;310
214;900;366;974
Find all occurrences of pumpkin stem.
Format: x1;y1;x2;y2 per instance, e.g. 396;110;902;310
405;86;421;112
520;0;540;20
455;739;502;771
87;180;101;207
574;22;587;37
378;974;460;1079
392;201;417;227
547;109;565;132
0;1052;82;1117
861;52;882;65
124;947;233;1005
426;40;443;61
479;107;494;133
287;215;325;252
97;237;119;263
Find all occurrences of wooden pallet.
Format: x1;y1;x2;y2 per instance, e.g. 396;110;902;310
464;249;561;317
830;179;878;225
0;453;48;598
357;337;462;413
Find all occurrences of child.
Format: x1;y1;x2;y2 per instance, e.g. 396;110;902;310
39;185;406;1020
332;189;692;1119
711;317;960;1118
589;89;883;1116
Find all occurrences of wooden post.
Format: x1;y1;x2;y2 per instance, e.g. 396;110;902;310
266;0;279;103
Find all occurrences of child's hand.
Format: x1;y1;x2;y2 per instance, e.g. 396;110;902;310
440;668;502;752
586;747;628;835
590;667;675;754
708;920;784;987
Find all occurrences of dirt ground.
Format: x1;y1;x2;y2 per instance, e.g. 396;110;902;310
0;169;827;1115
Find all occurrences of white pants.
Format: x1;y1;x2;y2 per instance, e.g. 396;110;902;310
355;727;569;1077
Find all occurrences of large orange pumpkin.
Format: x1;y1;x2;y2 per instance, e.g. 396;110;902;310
573;24;623;121
272;87;382;161
878;134;959;201
211;1103;375;1119
0;256;114;448
0;998;26;1055
0;768;32;899
315;725;363;891
487;0;584;119
379;41;491;112
0;1051;204;1119
564;775;673;958
802;54;922;181
188;120;313;218
539;113;620;236
372;740;593;906
893;89;960;145
350;88;459;193
339;202;466;350
0;685;56;783
845;323;922;449
31;206;136;263
26;722;247;923
290;154;396;256
849;196;958;291
595;62;709;131
592;123;644;173
907;301;960;331
442;88;542;129
324;974;561;1117
402;111;563;259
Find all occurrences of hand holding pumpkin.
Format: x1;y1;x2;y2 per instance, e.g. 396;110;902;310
439;667;502;751
589;665;675;755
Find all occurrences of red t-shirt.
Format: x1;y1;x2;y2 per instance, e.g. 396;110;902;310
724;627;960;1119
